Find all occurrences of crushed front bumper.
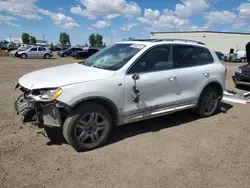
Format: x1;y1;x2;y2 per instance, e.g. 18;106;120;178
14;93;67;128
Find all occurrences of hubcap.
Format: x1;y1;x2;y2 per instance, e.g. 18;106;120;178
75;113;107;145
202;92;217;113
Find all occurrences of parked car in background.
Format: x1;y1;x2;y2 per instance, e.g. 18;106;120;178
17;46;53;59
15;39;226;151
215;51;225;60
58;47;83;57
7;44;18;52
0;44;7;50
72;48;100;59
235;50;247;62
9;45;35;57
233;63;250;88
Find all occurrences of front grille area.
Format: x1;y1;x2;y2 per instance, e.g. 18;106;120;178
243;69;250;77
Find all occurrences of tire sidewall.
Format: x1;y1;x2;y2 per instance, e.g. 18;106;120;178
63;103;113;152
44;54;50;59
196;87;219;117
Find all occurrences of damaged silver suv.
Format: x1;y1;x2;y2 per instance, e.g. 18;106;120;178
15;39;226;151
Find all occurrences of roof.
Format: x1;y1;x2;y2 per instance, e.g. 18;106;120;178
151;31;250;35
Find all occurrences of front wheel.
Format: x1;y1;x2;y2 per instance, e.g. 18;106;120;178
194;87;219;118
63;103;113;152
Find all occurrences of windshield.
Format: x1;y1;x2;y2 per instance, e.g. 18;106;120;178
80;43;145;71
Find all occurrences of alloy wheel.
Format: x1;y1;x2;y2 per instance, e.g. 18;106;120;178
202;92;217;113
75;113;108;145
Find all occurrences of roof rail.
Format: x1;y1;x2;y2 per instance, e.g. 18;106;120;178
122;39;161;42
123;38;205;45
159;38;205;45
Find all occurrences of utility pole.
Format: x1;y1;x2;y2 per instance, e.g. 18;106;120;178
9;34;12;43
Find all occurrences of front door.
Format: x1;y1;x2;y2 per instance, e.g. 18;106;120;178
29;47;38;58
123;45;178;120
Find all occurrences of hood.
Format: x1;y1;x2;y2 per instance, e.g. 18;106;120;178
239;64;250;69
18;63;116;90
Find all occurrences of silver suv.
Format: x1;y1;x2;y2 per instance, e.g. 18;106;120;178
15;39;226;151
18;46;53;59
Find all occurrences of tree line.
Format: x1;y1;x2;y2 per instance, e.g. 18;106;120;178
21;33;37;45
21;32;105;47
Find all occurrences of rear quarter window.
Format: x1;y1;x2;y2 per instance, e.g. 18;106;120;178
198;47;214;65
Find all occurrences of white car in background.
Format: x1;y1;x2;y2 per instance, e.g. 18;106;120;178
9;45;35;57
15;39;226;151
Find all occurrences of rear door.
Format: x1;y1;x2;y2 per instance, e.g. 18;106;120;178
172;45;215;105
38;47;46;58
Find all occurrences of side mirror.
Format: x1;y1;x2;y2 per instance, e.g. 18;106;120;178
132;74;140;81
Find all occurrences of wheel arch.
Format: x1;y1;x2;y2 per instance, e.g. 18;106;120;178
199;81;224;100
70;96;119;126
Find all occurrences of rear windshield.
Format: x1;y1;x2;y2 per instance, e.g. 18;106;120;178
80;43;145;71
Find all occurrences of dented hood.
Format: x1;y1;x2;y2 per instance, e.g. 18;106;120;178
18;63;115;90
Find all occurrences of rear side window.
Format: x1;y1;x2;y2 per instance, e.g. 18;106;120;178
173;45;213;68
38;47;46;51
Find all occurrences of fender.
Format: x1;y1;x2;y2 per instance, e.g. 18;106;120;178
70;96;119;125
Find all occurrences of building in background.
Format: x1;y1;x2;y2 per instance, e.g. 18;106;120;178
36;40;48;46
151;31;250;54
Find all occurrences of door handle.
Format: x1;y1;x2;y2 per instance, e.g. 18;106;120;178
167;75;176;80
203;72;210;77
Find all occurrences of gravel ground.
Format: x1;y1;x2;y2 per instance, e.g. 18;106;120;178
0;55;250;188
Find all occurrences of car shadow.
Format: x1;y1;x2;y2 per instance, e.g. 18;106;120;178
107;102;233;146
43;102;233;147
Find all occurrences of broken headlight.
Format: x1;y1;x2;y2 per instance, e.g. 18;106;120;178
40;88;63;101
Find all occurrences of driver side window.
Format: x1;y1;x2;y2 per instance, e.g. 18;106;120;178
30;47;37;51
129;45;173;74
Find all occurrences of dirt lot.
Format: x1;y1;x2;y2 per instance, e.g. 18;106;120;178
0;55;250;188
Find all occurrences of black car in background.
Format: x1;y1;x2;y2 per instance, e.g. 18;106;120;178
71;48;100;59
58;47;83;57
233;41;250;88
233;64;250;88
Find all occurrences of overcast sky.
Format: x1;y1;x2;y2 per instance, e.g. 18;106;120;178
0;0;249;44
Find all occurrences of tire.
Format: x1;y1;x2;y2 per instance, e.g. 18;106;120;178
44;54;50;59
63;103;113;152
194;87;219;118
20;53;27;59
63;53;68;57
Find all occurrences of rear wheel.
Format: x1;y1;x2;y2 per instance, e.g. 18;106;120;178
44;54;50;59
195;87;219;117
20;54;27;59
63;103;113;151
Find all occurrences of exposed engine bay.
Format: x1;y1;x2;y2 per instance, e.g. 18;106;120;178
14;84;70;128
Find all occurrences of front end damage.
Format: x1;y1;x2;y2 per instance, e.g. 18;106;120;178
14;84;70;128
